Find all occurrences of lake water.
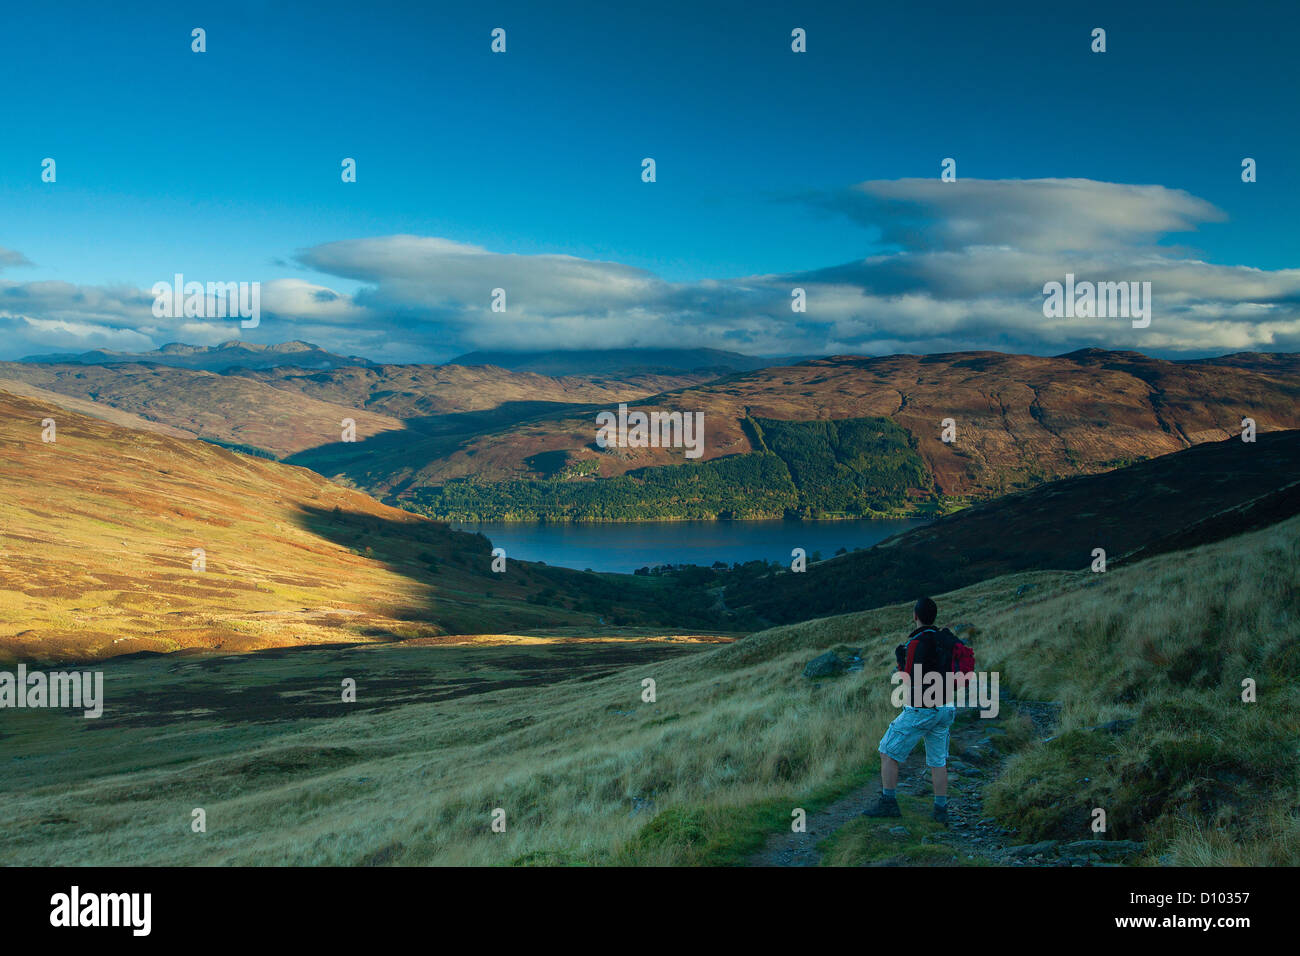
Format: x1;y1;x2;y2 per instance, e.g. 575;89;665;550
450;518;930;573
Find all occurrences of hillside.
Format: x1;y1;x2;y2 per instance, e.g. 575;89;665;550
0;388;729;664
0;362;406;458
7;347;1299;523
399;415;936;520
1190;350;1300;375
370;348;1300;520
4;508;1294;865
241;363;720;421
0;377;197;439
722;429;1300;623
0;360;717;465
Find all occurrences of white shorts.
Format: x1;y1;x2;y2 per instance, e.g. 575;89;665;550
878;706;957;768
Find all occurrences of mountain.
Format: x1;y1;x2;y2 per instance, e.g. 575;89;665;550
0;387;726;664
1187;350;1300;375
0;359;721;463
8;346;1300;524
0;362;405;458
448;348;784;376
342;348;1300;520
20;340;374;372
240;362;723;420
721;428;1300;623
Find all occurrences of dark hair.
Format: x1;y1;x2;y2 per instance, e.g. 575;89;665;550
913;597;937;625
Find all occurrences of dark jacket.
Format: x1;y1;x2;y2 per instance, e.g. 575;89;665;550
895;625;944;707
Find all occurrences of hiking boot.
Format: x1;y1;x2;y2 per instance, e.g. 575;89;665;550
932;804;950;826
861;793;901;818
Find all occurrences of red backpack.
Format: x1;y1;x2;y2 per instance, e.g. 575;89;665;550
902;627;976;705
936;627;975;678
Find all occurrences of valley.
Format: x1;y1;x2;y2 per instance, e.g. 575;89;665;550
3;345;1298;870
0;386;734;665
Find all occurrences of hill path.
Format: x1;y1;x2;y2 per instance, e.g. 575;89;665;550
749;699;1062;867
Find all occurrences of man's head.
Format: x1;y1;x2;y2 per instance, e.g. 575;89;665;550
913;597;937;627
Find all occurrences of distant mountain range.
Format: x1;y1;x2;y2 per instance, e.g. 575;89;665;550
20;340;376;371
19;341;792;378
6;341;1300;523
331;347;1300;519
449;348;792;376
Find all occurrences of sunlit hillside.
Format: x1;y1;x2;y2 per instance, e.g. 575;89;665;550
0;388;724;663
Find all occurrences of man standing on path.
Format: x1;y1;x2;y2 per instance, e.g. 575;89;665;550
861;597;957;825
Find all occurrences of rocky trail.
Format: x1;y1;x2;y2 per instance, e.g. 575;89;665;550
749;697;1146;867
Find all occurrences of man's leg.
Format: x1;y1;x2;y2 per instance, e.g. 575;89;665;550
864;713;918;817
881;754;900;791
861;754;902;817
930;764;947;797
924;708;957;825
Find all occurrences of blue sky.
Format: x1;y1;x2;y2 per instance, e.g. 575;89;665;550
1;0;1297;361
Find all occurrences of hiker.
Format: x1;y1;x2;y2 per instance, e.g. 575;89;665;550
861;597;957;825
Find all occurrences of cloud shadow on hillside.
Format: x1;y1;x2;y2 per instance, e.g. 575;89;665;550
282;400;604;493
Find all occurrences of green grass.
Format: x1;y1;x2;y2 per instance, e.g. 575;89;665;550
614;765;877;866
980;518;1300;863
819;795;986;866
4;514;1297;866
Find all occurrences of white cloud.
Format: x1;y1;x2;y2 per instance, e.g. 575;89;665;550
1;178;1297;361
810;177;1227;252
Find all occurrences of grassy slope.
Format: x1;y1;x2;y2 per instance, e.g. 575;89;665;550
0;377;198;439
0;388;729;664
4;512;1293;865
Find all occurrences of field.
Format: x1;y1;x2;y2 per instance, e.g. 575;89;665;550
5;513;1294;866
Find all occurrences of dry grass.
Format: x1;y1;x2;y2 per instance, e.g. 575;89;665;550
0;388;635;662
